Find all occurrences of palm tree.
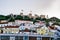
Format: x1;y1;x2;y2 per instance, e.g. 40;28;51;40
7;14;15;22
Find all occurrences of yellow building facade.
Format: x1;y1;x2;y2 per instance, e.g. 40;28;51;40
3;28;19;33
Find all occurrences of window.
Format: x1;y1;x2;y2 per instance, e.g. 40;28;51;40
15;36;23;40
1;36;10;40
24;36;29;40
29;37;37;40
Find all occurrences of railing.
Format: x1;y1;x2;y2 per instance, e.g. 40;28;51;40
0;33;60;40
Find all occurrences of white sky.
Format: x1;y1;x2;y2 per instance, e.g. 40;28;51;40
0;0;60;18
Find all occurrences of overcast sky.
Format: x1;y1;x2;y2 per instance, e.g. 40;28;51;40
0;0;60;18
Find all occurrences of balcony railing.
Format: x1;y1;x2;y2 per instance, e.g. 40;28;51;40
0;33;60;40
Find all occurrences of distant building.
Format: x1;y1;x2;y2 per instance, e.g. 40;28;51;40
3;26;19;34
40;15;45;18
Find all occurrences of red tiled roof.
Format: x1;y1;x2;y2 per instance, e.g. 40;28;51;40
5;26;19;28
